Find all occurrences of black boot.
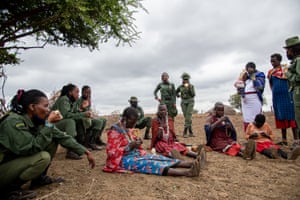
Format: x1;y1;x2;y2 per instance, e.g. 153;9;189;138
95;131;106;146
30;166;65;189
188;127;195;137
4;179;36;200
183;127;188;138
87;130;104;150
66;150;82;160
144;128;150;140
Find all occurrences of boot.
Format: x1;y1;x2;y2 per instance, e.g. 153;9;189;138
66;150;82;160
30;166;65;189
188;127;195;137
144;128;150;140
183;127;188;138
86;130;104;151
95;129;106;146
4;179;36;200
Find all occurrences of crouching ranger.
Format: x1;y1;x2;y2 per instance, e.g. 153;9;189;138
0;89;95;200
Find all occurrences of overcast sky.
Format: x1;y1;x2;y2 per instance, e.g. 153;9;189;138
3;0;300;115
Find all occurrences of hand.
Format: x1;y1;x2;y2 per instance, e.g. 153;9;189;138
157;128;163;139
85;111;92;118
47;110;63;123
129;139;143;149
249;132;259;139
85;150;95;169
81;100;90;109
260;132;270;139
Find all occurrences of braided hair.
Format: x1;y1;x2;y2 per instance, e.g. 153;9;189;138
10;89;47;114
60;83;76;97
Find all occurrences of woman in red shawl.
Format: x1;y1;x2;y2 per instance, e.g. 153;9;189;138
103;107;205;177
151;104;199;158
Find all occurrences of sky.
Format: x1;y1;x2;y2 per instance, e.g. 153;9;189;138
3;0;300;115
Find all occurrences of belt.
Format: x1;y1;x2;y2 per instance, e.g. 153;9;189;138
244;91;257;95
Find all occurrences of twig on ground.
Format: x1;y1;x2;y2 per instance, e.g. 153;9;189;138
84;178;96;197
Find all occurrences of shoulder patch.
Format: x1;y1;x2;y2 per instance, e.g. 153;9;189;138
15;122;26;128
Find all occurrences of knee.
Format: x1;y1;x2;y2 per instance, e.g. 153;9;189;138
39;151;51;166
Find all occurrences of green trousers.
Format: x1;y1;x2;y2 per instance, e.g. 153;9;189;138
76;118;107;143
0;142;57;189
135;117;152;130
55;118;77;137
293;86;300;138
181;98;194;128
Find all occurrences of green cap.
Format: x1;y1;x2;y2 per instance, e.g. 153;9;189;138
284;36;300;48
181;72;190;80
128;96;138;102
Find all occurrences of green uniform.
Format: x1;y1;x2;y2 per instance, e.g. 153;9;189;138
286;56;300;137
51;96;87;138
133;106;151;131
176;84;195;128
0;112;86;188
154;82;177;118
73;97;107;144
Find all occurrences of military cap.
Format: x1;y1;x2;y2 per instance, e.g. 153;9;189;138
181;72;190;80
284;36;300;48
128;96;138;102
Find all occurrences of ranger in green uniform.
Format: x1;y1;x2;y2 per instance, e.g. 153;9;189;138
128;96;152;139
74;85;107;147
154;72;177;119
284;36;300;148
52;84;101;160
176;73;196;137
0;89;95;200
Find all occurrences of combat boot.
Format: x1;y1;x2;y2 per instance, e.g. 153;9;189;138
188;127;195;137
95;131;106;146
144;128;150;140
183;127;188;138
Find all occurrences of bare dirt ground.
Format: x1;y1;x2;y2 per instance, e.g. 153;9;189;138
33;112;300;200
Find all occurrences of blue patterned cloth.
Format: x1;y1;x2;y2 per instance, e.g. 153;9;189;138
270;76;295;120
121;149;180;175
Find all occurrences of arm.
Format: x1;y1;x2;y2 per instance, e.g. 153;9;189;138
150;118;159;149
105;129;127;171
154;84;161;100
286;57;300;82
0;115;53;156
55;96;88;119
189;84;196;97
175;86;181;97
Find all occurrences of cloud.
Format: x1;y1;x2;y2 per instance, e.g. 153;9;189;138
3;0;300;115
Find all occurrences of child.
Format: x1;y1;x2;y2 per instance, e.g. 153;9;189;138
245;114;300;160
234;69;247;98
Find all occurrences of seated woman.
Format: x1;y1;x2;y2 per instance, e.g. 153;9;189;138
151;104;203;159
204;102;256;160
0;89;95;200
52;83;102;160
103;107;205;177
245;114;300;160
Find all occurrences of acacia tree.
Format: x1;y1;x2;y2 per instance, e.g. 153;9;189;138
0;0;145;114
0;0;145;65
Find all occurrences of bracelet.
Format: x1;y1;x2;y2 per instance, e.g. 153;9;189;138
45;121;54;128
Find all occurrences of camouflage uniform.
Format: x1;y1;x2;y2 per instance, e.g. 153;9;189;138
176;73;196;137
